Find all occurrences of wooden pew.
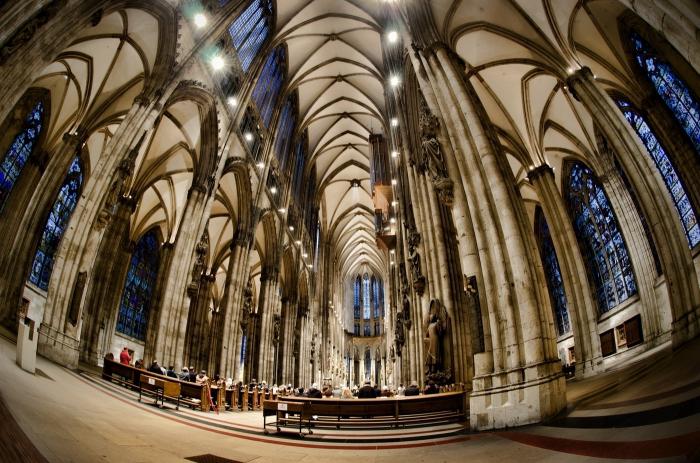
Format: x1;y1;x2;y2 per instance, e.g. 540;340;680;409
102;358;210;411
263;400;312;437
138;374;181;409
275;391;467;430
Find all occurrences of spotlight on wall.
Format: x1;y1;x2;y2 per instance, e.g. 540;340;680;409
245;132;254;142
256;161;264;168
389;217;396;224
278;208;286;214
391;179;397;185
391;118;399;127
289;225;295;232
387;30;399;43
389;75;400;88
270;186;277;194
211;55;225;71
193;13;207;28
227;96;238;107
391;200;398;207
295;240;302;245
303;252;308;258
391;150;398;159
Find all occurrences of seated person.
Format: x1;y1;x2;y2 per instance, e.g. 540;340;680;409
423;380;439;395
195;370;209;385
340;387;354;399
179;367;189;381
134;359;144;369
306;383;323;398
380;386;392;397
321;386;333;398
404;381;420;396
358;380;376;398
188;366;197;382
166;365;177;378
147;360;162;375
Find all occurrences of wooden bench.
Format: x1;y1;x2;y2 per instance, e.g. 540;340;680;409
273;391;467;430
102;358;210;411
263;400;312;437
139;374;181;409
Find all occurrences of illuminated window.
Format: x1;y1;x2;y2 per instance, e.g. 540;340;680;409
251;45;286;127
564;161;637;314
228;0;273;72
29;156;82;290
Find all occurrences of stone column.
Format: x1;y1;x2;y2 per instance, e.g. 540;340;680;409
528;165;602;376
567;66;700;345
152;184;211;367
256;268;280;383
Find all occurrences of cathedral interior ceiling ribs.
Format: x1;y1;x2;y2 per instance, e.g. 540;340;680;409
430;0;641;205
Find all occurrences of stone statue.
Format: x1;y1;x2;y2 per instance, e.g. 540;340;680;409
423;299;448;374
272;314;281;346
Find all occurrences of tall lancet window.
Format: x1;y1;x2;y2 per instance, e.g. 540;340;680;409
273;93;297;171
228;0;273;72
29;156;83;290
353;275;361;319
0;101;44;211
616;98;699;248
251;45;286;128
565;161;637;314
372;276;381;319
116;229;161;341
362;272;370;320
534;207;571;336
630;31;700;154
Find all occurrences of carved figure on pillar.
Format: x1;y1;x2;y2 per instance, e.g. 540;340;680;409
419;96;454;206
272;314;281;347
188;231;209;295
423;299;448;376
407;229;426;295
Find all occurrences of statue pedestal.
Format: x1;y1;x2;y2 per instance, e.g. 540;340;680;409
16;317;38;373
469;355;566;430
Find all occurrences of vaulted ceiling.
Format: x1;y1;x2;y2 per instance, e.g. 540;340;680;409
273;0;389;286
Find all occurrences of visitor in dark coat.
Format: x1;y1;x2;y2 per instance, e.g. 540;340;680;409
357;380;376;398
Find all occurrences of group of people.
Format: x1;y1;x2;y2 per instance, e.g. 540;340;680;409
114;348;461;403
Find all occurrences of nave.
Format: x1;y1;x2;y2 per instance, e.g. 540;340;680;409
0;0;700;460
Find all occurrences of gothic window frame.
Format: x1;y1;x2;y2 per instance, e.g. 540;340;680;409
534;206;571;337
626;29;700;155
563;160;637;315
227;0;274;73
615;97;699;248
362;272;370;320
251;44;287;128
353;275;361;319
116;228;161;342
0;98;47;211
29;155;84;290
273;92;298;171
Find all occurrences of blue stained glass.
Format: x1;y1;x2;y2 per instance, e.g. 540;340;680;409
240;334;247;364
273;93;298;171
631;32;700;154
534;207;571;336
353;275;361;319
363;324;370;336
116;229;160;341
0;101;44;211
565;162;637;314
372;276;380;319
228;0;273;72
291;131;308;202
251;46;286;127
617;98;699;248
363;273;370;320
29;156;83;290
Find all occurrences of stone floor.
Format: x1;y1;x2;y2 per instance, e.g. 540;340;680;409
1;334;699;462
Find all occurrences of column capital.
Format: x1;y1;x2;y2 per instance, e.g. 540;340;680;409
526;164;554;182
565;66;595;101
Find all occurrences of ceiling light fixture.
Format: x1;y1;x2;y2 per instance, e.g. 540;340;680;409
295;240;302;245
211;55;225;71
387;30;399;43
391;200;398;207
256;161;264;168
193;13;207;28
245;132;254;142
391;179;397;185
391;118;399;127
289;225;295;232
270;186;277;194
227;96;238;107
278;208;286;214
391;150;398;159
389;75;400;87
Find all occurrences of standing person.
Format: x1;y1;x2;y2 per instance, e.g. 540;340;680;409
119;347;131;365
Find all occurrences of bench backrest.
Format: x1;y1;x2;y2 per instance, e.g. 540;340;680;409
139;374;181;398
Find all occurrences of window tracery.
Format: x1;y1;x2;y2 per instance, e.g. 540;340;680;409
251;45;285;128
228;0;273;72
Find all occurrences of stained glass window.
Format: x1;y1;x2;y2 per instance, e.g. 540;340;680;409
292;131;308;202
630;31;700;154
29;156;83;290
372;276;380;319
353;275;361;319
363;324;370;337
274;93;297;171
251;45;286;127
565;161;637;314
534;207;571;336
374;321;381;336
0;101;44;211
116;229;161;341
354;323;360;336
617;98;699;248
240;334;247;364
228;0;273;72
362;273;370;320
